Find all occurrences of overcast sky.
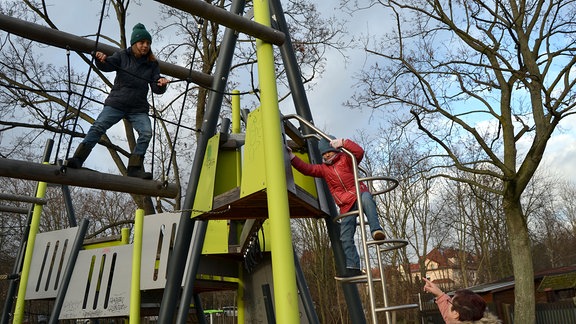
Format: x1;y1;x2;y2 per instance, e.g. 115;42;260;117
4;0;575;182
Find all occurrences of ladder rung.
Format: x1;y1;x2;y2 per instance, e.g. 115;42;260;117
334;276;383;284
366;238;409;252
333;209;360;222
334;274;366;283
375;303;419;312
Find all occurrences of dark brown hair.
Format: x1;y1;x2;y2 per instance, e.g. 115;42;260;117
451;289;486;321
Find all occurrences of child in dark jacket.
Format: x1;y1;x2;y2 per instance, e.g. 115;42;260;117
66;23;169;179
290;136;386;277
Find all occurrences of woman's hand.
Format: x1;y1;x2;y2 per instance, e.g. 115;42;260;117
423;278;444;297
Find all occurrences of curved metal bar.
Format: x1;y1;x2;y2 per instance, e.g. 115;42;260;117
332;209;360;223
283;114;334;143
369;239;409;252
358;175;400;196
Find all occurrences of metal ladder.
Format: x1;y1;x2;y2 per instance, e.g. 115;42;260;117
283;114;418;323
331;158;418;324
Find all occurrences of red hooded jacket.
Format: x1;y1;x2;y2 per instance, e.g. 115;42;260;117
291;139;369;213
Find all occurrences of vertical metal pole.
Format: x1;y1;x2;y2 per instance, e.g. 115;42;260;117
157;0;246;322
231;89;241;134
231;89;242;185
60;184;77;227
351;155;378;323
48;219;89;324
130;209;144;323
237;267;245;324
175;220;208;323
293;246;320;324
231;89;246;324
377;245;392;324
269;0;367;322
121;227;130;244
253;0;299;322
193;294;207;324
261;284;276;323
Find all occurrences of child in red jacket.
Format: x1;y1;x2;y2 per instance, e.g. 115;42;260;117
290;136;385;277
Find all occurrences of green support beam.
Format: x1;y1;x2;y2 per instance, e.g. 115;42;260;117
253;0;299;322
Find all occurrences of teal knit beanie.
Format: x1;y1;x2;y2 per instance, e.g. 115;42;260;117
130;23;152;46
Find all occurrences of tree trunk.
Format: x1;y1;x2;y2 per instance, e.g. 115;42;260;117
503;193;535;324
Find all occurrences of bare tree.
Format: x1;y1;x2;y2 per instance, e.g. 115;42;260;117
347;1;576;322
439;171;512;284
292;217;348;323
528;175;576;270
155;0;351;131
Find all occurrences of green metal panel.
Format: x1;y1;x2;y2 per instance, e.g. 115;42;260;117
215;148;242;195
202;220;229;254
206;139;243;254
192;133;229;254
192;133;220;218
240;107;267;197
292;152;318;198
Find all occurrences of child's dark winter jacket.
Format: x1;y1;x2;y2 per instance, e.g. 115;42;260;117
96;48;166;113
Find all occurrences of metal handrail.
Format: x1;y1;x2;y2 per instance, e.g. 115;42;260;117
359;175;399;196
284;113;412;324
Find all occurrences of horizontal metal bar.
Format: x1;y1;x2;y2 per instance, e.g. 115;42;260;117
375;303;419;312
155;0;285;45
0;205;30;214
0;13;213;88
0;158;178;198
0;193;46;205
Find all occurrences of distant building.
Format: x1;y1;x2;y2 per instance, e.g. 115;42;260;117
406;247;478;291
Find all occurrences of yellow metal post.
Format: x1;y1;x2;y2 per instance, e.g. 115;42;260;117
232;89;241;134
232;89;245;324
231;89;242;185
253;0;299;322
130;209;145;323
13;180;48;324
121;227;130;244
237;267;245;324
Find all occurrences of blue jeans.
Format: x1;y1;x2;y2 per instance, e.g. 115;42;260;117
82;106;152;156
340;191;382;269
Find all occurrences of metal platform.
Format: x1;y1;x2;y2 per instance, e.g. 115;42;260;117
194;186;329;220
